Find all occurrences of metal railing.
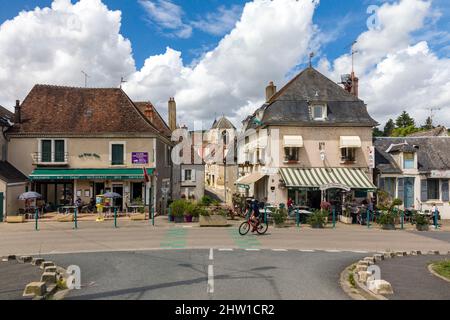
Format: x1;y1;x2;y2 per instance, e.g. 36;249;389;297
32;152;69;164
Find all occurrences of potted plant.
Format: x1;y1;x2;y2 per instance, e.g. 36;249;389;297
170;200;186;223
414;213;429;231
191;203;206;222
184;202;194;223
340;207;353;224
272;208;287;228
200;195;212;207
307;210;327;229
377;212;397;230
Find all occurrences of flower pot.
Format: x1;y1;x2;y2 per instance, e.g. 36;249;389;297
174;216;184;223
339;215;353;224
184;215;193;223
416;224;429;231
382;224;396;230
169;215;175;222
311;224;324;229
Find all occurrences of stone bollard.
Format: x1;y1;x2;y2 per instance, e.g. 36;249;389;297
355;264;368;273
23;282;47;298
357;260;370;266
32;258;45;266
358;271;371;283
427;250;440;255
18;256;33;263
41;272;57;285
373;254;384;262
2;255;16;262
395;251;407;257
44;266;57;273
367;280;394;295
40;261;55;270
363;257;375;264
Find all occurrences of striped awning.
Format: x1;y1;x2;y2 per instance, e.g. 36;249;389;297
279;167;376;190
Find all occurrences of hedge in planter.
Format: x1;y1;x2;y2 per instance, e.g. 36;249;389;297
272;208;287;227
377;212;397;230
170;200;187;223
414;213;429;231
307;210;327;229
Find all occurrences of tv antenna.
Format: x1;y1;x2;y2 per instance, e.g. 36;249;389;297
120;77;127;89
348;40;359;74
426;107;441;124
309;52;315;67
81;71;90;88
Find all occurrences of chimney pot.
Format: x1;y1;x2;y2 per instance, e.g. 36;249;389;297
265;81;277;102
14;100;21;123
168;97;177;132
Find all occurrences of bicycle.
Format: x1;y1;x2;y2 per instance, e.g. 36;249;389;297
238;211;268;235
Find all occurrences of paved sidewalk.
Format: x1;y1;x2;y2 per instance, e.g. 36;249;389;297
0;260;43;300
377;255;450;300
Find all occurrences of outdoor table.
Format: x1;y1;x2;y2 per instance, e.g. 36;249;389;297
104;206;121;217
60;206;77;215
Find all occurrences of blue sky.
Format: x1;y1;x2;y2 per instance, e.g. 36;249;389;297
0;0;449;127
4;0;447;69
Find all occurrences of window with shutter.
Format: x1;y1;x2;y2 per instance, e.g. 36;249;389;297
442;180;449;202
420;180;428;202
397;178;404;202
427;179;440;200
111;144;124;165
54;140;65;162
41;140;52;162
191;169;196;182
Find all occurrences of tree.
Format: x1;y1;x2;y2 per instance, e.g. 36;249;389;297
392;125;421;137
373;127;384;137
383;119;395;136
422;116;434;130
395;111;415;128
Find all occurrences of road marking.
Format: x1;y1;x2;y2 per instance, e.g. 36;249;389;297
299;249;315;252
324;250;342;253
207;265;214;294
209;248;214;260
182;226;193;228
272;249;288;252
245;248;260;251
218;248;233;251
352;250;369;253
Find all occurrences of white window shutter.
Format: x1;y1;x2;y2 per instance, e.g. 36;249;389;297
181;169;185;182
191;169;196;182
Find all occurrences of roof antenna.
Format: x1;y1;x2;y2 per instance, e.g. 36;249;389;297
120;77;127;89
309;52;315;68
426;107;441;126
350;40;358;74
81;71;90;88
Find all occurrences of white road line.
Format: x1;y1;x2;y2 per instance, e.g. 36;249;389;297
207;265;214;294
324;250;342;253
182;226;193;228
272;249;288;252
352;250;369;253
299;249;315;252
245;248;260;251
218;248;234;251
209;248;214;260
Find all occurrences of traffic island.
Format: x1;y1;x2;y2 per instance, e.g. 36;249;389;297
428;260;450;283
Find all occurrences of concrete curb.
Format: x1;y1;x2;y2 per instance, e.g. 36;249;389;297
1;254;69;300
342;249;448;300
428;263;450;284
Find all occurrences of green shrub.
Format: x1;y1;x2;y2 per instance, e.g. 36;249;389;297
201;196;213;206
273;208;287;225
378;212;397;225
414;213;429;226
216;208;229;217
307;210;327;226
170;200;187;217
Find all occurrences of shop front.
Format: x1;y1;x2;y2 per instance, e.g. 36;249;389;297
280;167;376;212
29;168;155;212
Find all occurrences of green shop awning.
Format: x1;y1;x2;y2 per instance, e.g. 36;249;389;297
29;168;155;181
279;167;376;191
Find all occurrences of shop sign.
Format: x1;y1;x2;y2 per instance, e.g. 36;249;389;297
319;183;351;192
430;170;450;179
132;152;149;164
368;146;375;169
237;183;250;190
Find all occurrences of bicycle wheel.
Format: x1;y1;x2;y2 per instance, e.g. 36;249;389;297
256;222;268;235
238;221;251;235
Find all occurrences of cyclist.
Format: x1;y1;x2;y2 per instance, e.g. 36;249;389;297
250;199;262;232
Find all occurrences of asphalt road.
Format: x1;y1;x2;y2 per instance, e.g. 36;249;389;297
377;255;450;300
0;261;42;300
42;249;368;300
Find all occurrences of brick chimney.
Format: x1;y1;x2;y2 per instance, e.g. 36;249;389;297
144;104;154;123
168;97;177;132
265;81;276;102
350;72;359;98
14;100;21;123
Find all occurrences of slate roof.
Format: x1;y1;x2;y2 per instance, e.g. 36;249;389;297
374;137;450;174
245;67;377;128
211;116;236;130
0;161;28;183
134;101;171;137
407;126;448;137
0;105;13;127
7;85;162;136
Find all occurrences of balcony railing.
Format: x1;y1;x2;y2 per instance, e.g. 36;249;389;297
32;152;69;165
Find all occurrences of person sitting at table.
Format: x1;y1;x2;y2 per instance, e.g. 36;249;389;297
75;197;83;211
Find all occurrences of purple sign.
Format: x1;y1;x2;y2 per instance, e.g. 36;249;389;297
132;152;149;164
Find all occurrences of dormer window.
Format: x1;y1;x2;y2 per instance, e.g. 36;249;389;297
403;152;415;169
312;104;326;120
